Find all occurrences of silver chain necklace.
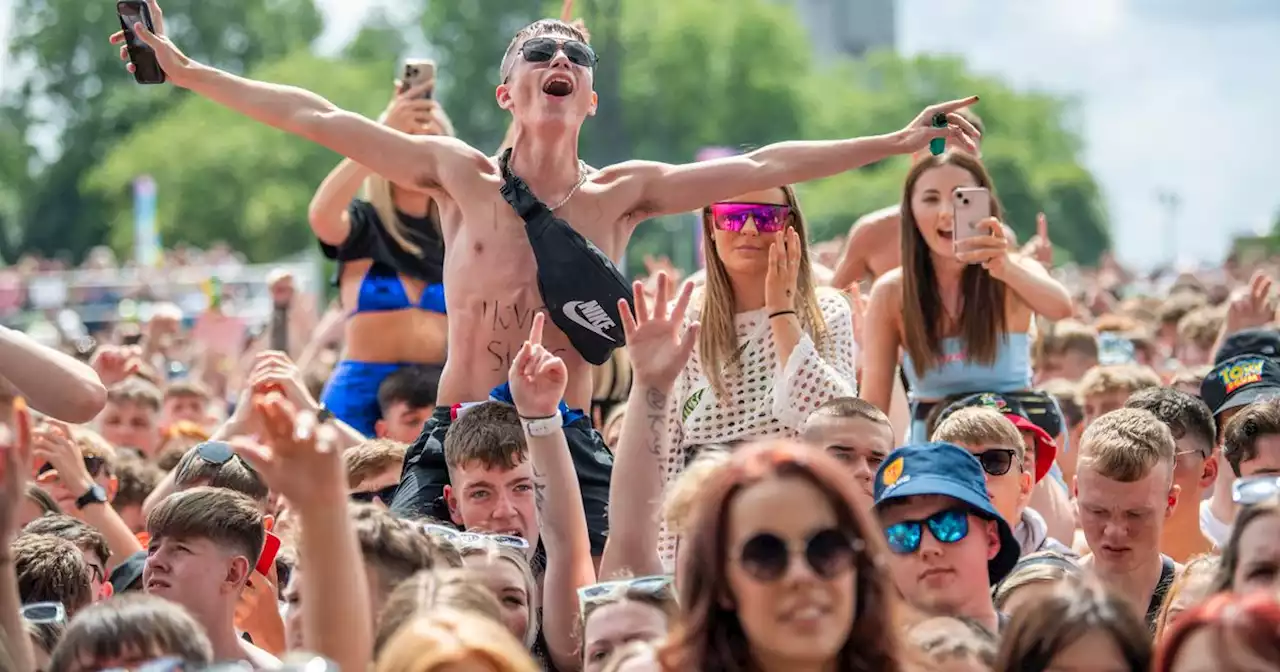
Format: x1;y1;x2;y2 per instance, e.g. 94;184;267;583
548;161;589;211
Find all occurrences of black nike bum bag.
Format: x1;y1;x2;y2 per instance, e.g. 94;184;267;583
498;149;634;365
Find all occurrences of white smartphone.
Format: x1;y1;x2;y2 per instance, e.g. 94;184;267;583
952;187;992;254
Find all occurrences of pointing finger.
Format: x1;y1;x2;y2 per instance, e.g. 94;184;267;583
560;0;574;22
930;96;979;116
529;312;544;345
1037;212;1049;240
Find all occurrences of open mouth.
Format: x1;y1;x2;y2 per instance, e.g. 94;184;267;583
542;77;574;97
938;229;954;240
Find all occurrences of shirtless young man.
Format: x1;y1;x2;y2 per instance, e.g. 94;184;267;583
110;2;979;554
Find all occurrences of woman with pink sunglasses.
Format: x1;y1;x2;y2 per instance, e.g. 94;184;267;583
651;185;857;566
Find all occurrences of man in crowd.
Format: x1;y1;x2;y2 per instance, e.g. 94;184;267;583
1073;408;1179;631
108;4;979;560
800;397;894;501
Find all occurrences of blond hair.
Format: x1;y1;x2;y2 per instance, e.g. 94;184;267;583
1177;306;1224;352
931;407;1024;461
374;569;504;657
376;608;538;672
1078;407;1175;482
1034;320;1099;365
662;446;732;535
345;439;408;489
1077;365;1162;402
699;185;828;399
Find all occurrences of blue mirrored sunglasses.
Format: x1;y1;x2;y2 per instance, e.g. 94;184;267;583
884;507;972;555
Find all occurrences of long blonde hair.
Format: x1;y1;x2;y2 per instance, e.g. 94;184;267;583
698;185;828;399
364;107;454;257
376;609;539;672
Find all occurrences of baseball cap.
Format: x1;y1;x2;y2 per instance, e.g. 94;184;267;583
1201;355;1280;417
109;550;147;595
873;442;1020;584
934;393;1057;483
1214;328;1280;365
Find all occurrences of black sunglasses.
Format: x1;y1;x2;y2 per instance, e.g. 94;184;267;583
520;36;598;70
350;484;398;506
38;455;106;478
738;528;857;582
974;449;1019;477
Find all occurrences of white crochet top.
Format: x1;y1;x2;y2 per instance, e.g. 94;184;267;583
658;287;858;567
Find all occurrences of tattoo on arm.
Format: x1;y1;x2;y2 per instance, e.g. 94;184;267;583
645;387;668;459
532;461;549;516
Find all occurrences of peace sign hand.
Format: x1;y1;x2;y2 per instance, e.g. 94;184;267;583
765;228;803;313
620;273;700;391
508;314;568;419
899;96;982;155
108;0;198;87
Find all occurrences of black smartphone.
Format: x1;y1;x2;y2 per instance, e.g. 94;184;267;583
116;1;166;84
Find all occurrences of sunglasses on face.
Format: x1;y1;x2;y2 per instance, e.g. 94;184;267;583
1232;476;1280;506
706;202;793;234
974;449;1019;477
20;601;66;624
423;523;531;550
349;484;398;506
738;528;857;582
520;36;598;69
577;575;673;614
37;455;106;478
884;507;973;555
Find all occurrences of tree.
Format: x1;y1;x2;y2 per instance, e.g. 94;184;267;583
83;49;390;261
4;0;323;262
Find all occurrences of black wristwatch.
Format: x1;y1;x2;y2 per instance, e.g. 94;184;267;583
75;484;109;510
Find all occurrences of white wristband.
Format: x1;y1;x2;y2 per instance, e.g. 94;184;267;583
521;412;563;438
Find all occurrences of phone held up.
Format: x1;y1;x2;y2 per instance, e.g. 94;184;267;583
952;187;992;258
401;59;436;99
116;1;165;84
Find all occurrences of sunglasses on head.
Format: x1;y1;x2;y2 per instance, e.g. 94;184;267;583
973;448;1019;477
349;484;398;506
20;601;66;624
706;202;792;234
1233;476;1280;506
884;507;973;555
195;441;254;471
423;523;530;550
577;575;673;614
520;36;598;70
738;528;857;582
38;455;106;478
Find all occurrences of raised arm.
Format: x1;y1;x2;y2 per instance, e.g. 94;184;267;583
859;273;905;414
616;98;980;220
0;327;106;423
111;1;482;198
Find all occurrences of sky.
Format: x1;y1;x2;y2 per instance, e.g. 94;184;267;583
3;0;1279;268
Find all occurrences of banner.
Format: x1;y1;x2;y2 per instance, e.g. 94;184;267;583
133;175;161;268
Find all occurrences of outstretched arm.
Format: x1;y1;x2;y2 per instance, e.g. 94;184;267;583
616;98;980;220
111;1;481;197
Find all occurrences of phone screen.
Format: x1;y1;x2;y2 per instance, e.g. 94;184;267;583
118;3;145;48
117;2;165;84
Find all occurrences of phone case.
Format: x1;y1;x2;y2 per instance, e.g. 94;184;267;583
402;59;436;99
952;188;992;247
116;1;166;84
256;531;281;576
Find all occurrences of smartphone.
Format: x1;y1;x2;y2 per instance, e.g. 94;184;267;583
256;531;281;576
116;1;166;85
401;59;436;99
952;187;992;254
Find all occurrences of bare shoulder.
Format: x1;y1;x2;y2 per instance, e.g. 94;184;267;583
591;159;668;223
852;204;902;233
868;268;904;309
412;135;496;192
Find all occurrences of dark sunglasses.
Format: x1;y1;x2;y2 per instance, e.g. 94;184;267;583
350;484;398;506
974;449;1019;477
738;528;857;582
20;601;66;624
1233;476;1280;506
707;202;792;234
577;575;672;614
884;507;972;555
520;36;598;69
38;455;105;478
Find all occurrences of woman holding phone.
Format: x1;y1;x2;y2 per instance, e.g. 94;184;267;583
307;70;454;437
859;151;1073;443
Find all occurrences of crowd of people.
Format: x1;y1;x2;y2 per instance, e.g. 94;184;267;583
0;1;1278;670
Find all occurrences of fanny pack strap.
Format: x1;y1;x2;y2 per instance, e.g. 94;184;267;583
498;148;547;229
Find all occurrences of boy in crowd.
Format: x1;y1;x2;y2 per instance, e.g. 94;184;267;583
13;533;94;616
875;442;1020;634
98;378;164;458
346;439;408;507
1073;408;1179;631
161;380;215;431
375;365;441;444
144;486;278;666
111;458;164;533
22;514;113;601
1034;320;1099;384
1123;387;1217;561
47;594;214;671
800;397;894;501
1222;397;1280;479
442;402;538;546
1175;307;1222;369
1078;364;1162;429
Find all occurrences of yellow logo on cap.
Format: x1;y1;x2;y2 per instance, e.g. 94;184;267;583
881;457;904;487
1219;359;1266;395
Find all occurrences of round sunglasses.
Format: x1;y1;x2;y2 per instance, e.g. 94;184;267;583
706;202;793;234
883;507;972;555
519;36;598;70
737;528;857;582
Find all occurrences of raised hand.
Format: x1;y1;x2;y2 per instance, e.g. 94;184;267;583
955;217;1011;275
765;228;803;313
0;399;32;541
381;81;441;136
31;421;94;499
231;394;344;512
108;0;197;87
247;351;316;410
899;97;982;155
1020;212;1054;267
508;314;568;419
619;273;700;391
1225;270;1276;333
89;344;146;386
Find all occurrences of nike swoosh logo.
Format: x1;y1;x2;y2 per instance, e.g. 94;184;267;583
563;300;616;342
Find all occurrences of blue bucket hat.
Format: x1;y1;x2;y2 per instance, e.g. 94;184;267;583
873;442;1020;584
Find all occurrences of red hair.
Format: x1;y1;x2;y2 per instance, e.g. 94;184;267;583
1154;591;1280;672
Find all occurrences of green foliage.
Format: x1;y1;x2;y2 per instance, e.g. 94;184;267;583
83;50;388;261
